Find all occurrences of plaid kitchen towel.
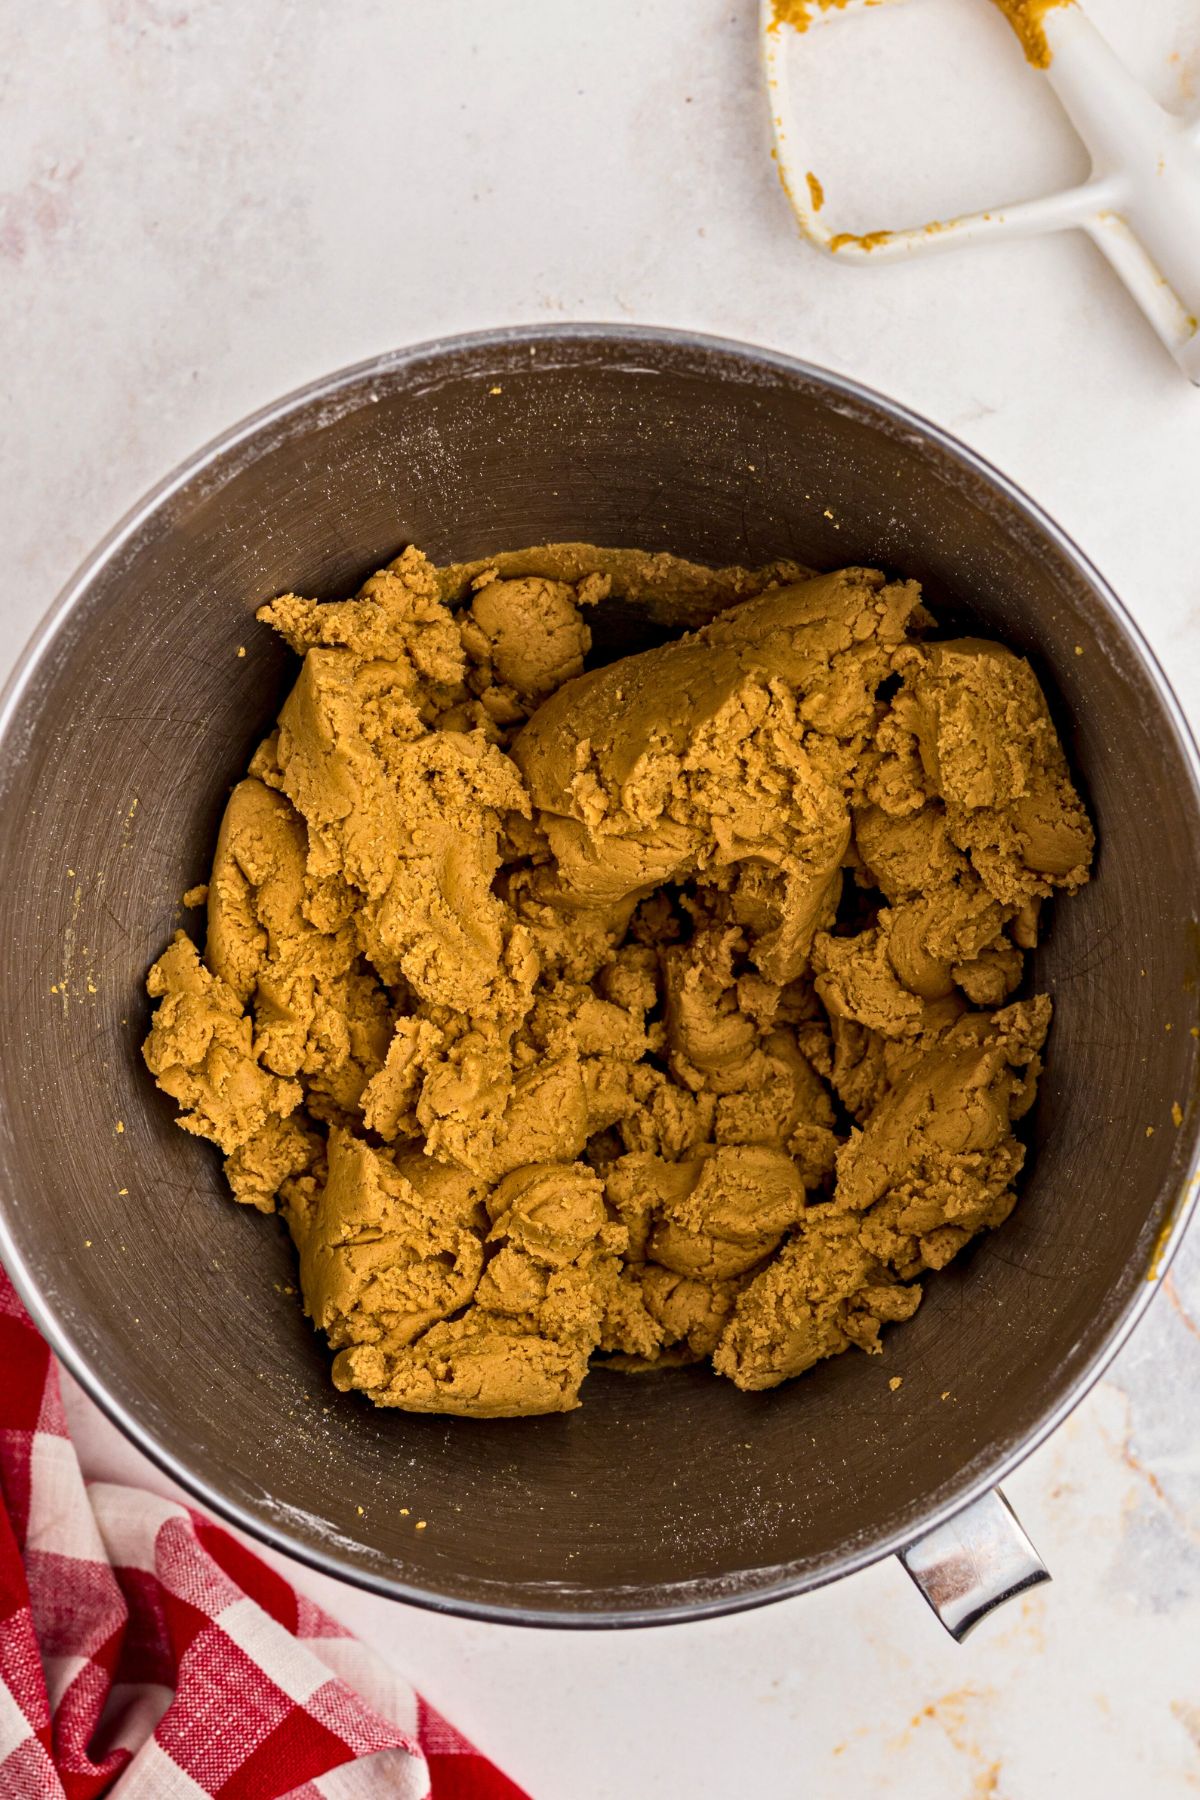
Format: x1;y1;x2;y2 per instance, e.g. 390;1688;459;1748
0;1270;530;1800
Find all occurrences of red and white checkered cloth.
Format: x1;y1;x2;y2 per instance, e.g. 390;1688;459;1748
0;1269;530;1800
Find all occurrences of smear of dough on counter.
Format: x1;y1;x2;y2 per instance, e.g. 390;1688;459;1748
144;541;1093;1415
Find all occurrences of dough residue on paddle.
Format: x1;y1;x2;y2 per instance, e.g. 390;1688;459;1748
143;542;1093;1416
987;0;1071;68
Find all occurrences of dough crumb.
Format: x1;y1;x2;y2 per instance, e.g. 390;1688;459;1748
144;542;1093;1415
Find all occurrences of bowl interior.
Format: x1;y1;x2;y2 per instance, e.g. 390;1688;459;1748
1;330;1197;1623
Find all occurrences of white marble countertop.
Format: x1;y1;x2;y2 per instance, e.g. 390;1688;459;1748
3;1;1200;1794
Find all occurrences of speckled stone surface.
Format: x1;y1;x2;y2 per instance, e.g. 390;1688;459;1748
3;1;1199;1793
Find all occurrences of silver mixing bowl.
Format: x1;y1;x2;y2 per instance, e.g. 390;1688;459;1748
0;327;1196;1632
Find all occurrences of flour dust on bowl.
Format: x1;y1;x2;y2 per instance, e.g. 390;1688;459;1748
0;327;1196;1630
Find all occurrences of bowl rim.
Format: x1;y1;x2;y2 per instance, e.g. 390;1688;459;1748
1;320;1198;1628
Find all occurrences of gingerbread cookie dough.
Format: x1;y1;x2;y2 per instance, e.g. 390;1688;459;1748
144;543;1092;1416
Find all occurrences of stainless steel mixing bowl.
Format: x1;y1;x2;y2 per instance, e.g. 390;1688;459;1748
0;327;1197;1631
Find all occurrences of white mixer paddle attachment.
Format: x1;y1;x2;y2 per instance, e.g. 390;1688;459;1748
764;0;1200;382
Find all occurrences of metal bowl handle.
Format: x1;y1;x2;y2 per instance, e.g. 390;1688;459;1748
898;1489;1050;1642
